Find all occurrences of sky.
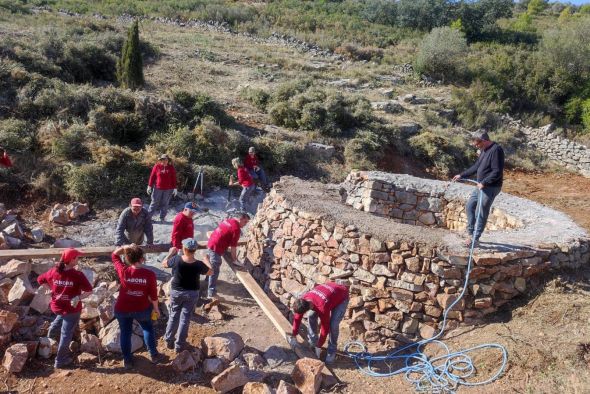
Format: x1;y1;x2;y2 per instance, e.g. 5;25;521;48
568;0;590;4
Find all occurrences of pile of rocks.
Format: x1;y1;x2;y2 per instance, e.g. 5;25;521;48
0;203;26;249
48;202;90;226
172;330;326;394
245;174;589;352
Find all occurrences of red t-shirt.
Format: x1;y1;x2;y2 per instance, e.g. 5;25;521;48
171;212;194;249
0;153;12;167
244;154;259;170
112;253;158;313
148;163;177;190
207;218;241;255
292;283;349;347
37;267;93;315
237;166;254;187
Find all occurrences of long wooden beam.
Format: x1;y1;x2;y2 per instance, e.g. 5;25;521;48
223;255;340;388
0;239;248;260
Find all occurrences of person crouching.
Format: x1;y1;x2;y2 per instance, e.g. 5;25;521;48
162;238;213;353
37;248;93;369
112;244;163;369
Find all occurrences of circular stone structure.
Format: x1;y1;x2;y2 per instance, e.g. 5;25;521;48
245;171;589;351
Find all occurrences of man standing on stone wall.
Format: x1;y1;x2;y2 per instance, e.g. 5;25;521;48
115;198;154;246
452;130;505;247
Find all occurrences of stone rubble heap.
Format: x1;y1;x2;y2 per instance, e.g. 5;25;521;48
245;175;589;352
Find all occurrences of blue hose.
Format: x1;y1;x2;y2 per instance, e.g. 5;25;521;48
344;179;508;393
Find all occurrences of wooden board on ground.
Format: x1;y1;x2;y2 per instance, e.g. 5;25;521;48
0;239;248;259
222;254;340;387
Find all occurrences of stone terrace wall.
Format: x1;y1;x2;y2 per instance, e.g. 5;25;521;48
342;172;523;231
245;176;589;352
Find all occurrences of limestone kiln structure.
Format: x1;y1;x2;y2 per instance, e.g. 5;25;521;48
245;171;589;351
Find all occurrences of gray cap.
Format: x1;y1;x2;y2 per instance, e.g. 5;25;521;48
182;238;197;251
470;129;490;141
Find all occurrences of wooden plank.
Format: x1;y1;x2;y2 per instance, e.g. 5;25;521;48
0;238;248;260
223;255;340;386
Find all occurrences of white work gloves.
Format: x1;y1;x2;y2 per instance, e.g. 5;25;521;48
70;296;80;308
146;186;153;195
315;347;322;358
173;188;178;197
287;335;297;349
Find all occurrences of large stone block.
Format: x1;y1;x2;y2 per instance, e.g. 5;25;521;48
292;357;324;394
211;365;249;393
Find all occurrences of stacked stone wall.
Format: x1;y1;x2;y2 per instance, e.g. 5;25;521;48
246;175;589;352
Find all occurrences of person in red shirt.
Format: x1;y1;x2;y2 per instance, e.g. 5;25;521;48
112;244;163;369
288;282;349;364
244;147;270;192
229;157;255;212
147;153;177;222
0;147;12;167
206;211;250;298
170;202;199;249
37;248;93;368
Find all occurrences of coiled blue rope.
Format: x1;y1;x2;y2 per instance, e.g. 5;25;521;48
344;180;508;393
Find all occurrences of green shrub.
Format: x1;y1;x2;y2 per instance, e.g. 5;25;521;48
269;102;300;129
582;98;590;133
60;41;117;83
51;124;89;160
299;102;327;131
415;26;468;81
171;90;232;126
239;86;270;111
87;106;146;146
271;79;312;103
0;119;36;152
344;131;383;171
451;82;504;129
117;20;144;90
64;163;107;202
408;130;461;176
565;96;585;124
527;0;548;15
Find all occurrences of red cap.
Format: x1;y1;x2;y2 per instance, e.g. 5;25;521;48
131;198;143;207
60;248;83;263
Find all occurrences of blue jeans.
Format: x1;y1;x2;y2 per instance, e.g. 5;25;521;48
207;249;223;298
466;186;501;241
165;289;199;350
48;312;80;367
307;298;349;354
248;167;268;187
148;188;174;221
239;185;255;211
114;307;158;362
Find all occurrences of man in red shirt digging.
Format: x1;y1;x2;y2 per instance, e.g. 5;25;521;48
206;211;250;298
288;282;350;364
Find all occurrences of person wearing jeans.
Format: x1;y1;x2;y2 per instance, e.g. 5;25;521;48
206;212;250;298
244;147;270;191
147;153;177;222
452;129;505;246
162;239;212;352
112;244;162;369
288;282;350;364
38;248;92;368
229;157;255;212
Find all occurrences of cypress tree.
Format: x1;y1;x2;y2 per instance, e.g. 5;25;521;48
117;20;144;90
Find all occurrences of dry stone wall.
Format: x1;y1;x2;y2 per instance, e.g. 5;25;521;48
246;174;589;352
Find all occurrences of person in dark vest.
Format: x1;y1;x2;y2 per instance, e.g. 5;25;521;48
453;130;505;247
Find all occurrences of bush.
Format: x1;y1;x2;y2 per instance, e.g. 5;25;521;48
334;44;384;61
408;130;464;176
51;124;89;160
171;90;233;126
451;82;505;129
344;131;383;171
64;163;107;202
60;41;117;83
87;106;147;146
565;96;585;124
582;99;590;133
269;102;300;129
415;26;468;81
239;86;270;111
0;119;36;152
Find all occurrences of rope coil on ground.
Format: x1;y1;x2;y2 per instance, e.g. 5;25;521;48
344;180;508;393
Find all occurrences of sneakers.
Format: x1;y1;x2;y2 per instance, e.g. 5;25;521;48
325;352;336;364
123;358;135;370
150;353;165;364
54;357;73;369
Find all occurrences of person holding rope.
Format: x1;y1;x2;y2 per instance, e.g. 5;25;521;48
37;248;93;369
288;282;350;364
205;211;250;299
452;130;505;247
112;244;163;369
147;153;177;222
162;238;213;353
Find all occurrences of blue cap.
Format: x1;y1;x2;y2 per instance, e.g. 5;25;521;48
182;238;197;251
184;202;198;213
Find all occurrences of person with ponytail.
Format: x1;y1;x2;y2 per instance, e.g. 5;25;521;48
112;244;163;369
37;248;93;368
